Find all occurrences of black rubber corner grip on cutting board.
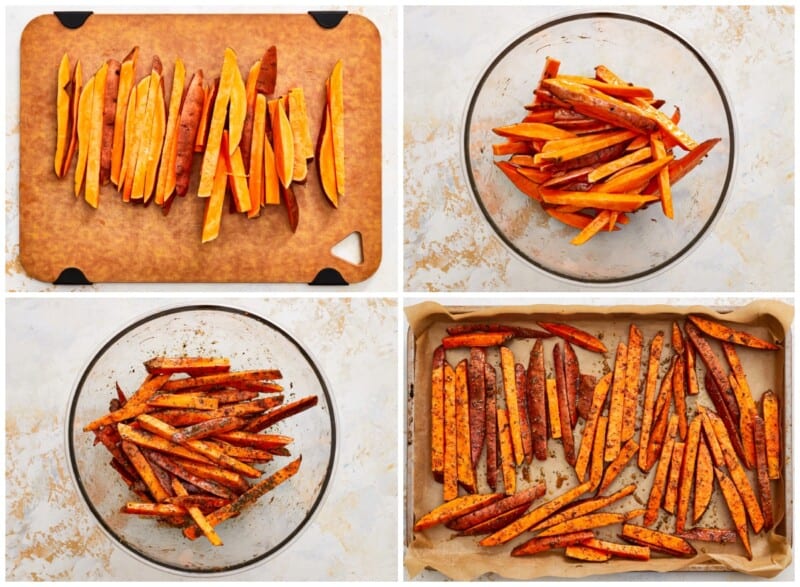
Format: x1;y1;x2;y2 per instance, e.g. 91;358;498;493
309;268;348;286
55;12;93;29
308;11;347;29
54;267;92;285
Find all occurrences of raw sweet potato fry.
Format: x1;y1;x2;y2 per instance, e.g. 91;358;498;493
677;527;737;543
693;438;714;523
174;70;205;197
714;467;752;559
161;369;282;393
431;346;445;482
761;390;781;479
84;61;109;207
644;415;678;526
493;122;576;141
563;342;580;429
468;348;487;467
574;372;612;481
84;374;171;431
446;323;552;338
621;324;642;443
532;483;634;532
527;339;548;461
580;537;650;561
455;360;477;493
122;502;187;517
413;493;503;532
144;449;239;500
536;322;607;353
448;482;546;531
147;393;219;410
752;415;774;531
621;524;696;557
638;331;664;471
62;59;83;178
687;315;781;350
540;189;659;212
515;363;534;463
672;355;688;441
564;545;612;562
121;440;170;502
459;504;533;536
553;344;576;465
496;408;516;496
54;53;71;177
500;347;525;466
575;373;597;423
183;456;302;541
675;417;701;532
443;361;458;501
272;96;295;189
441;332;512;349
479;481;592;546
511;530;595;556
200;141;227;242
588;415;608;491
144;356;231;376
484;364;499;490
171;478;223;546
246;93;267;217
154;57;186;205
598;439;638;495
604;341;627;462
546;378;561;440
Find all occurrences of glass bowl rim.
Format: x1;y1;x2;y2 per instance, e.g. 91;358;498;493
460;8;738;286
64;302;339;577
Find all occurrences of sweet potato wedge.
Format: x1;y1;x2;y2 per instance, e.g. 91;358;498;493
448;482;545;532
443;361;458;501
431;346;445;482
589;415;608;491
761;390;781;479
714;467;752;559
563;342;581;429
580;537;650;561
171;478;223;546
687;315;780;350
574;372;612;481
458;504;532;536
536;322;607;353
752;414;774;531
442;332;512;349
662;440;684;515
564;544;612;562
692;438;714;524
496;408;516;496
83;373;171;431
677;527;737;543
446;323;551;338
620;524;696;557
511;530;595;556
553;344;576;465
413;493;503;532
598;439;638;495
515;363;534;463
144;356;231;376
546;378;561;440
147;393;218;410
604;342;628;462
675;416;702;532
174;70;205;197
484;364;499;490
154;57;184;204
643;415;678;526
527;339;548;461
455;360;477;493
621;324;643;443
500;347;525;466
121;439;170;502
532;483;634;532
638;331;664;471
575;373;597;423
672;356;688;441
729;374;756;470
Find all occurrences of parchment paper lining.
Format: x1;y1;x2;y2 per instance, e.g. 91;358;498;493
405;301;792;580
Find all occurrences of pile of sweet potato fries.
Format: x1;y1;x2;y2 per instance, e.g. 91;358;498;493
84;356;318;546
415;314;782;563
492;57;721;245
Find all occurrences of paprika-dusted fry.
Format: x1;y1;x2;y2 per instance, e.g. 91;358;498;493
574;372;612;481
446;323;552;338
714;467;752;559
644;415;678;527
677;527;737;543
515;363;534;463
413;493;503;532
243;395;318;432
752;414;774;531
484;364;499;490
144;356;231;376
761;390;781;480
496;408;516;496
621;524;696;557
563;342;581;429
431;346;445;482
693;439;714;524
527;339;548;461
536;321;607;353
598;439;638;495
448;482;546;531
687;315;781;350
621;324;642;443
588;415;608;491
546;378;561;440
575;373;597;423
511;530;595;556
580;537;650;561
459;504;532;536
672;355;688;441
171;478;223;546
538;512;625;537
441;332;513;349
468;348;487;467
532;483;634;532
443;361;458;501
565;545;612;562
553;344;576;465
638;331;664;471
455;360;477;493
675;416;701;532
605;341;628;462
500;347;525;466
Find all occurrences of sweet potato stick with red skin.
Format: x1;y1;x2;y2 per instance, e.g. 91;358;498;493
496;408;516;495
687;315;781;350
468;348;486;467
120;440;170;502
537;512;625;537
672;355;688;441
714;467;752;559
118;423;214;464
678;527;738;543
448;482;546;531
84;374;171;431
160;369;282;393
171;416;246;442
157;396;284;427
728;374;756;469
621;324;643;443
761;390;781;479
431;346;445;482
441;332;512;349
588;415;608;491
553;344;576;465
515;363;534;463
144;449;238;500
484;364;499;490
537;321;607;353
212;431;292;450
459;504;532;536
621;524;696;557
171;457;250;493
527;340;548;461
512;531;595;556
675;417;701;532
446;324;552;338
575;374;597;423
561;343;581;430
703;372;746;463
532;483;635;532
455;360;477;493
752;414;774;531
480;481;592;546
686;322;741;425
144;356;231;376
443;362;458;501
574;372;612;481
175;70;205;197
605;342;628;462
685;341;700;396
171;478;223;546
243;395;318;433
184;456;302;540
693;439;714;523
645;379;672;471
638;331;664;470
598;439;638;495
644;415;678;526
414;493;503;532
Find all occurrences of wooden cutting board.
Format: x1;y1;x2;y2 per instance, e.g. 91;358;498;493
19;12;381;284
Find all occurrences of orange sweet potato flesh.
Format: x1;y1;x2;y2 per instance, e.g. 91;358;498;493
201;143;228;243
621;524;696;557
111;47;139;186
692;439;714;523
175;70;205;197
155;58;185;206
272;96;295;189
84;62;108;205
511;530;594;556
442;332;512;349
762;390;781;479
223;140;252;214
329;60;345;199
430;347;446;483
240;58;261;173
637;331;664;471
532;483;634;532
574;372;611;481
496;408;516;496
54;53;71;177
413;493;503;532
198;48;237;197
62;60;83;179
99;58;121;187
318;90;338;207
714;467;752;559
605;342;628;462
448;482;545;531
527;340;548;462
643;414;678;526
264;122;281;205
288;88;309;182
752;414;774;531
443;362;458;501
495;161;542;202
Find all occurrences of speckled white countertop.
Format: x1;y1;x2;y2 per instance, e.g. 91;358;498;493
6;297;398;580
5;3;399;293
404;5;793;292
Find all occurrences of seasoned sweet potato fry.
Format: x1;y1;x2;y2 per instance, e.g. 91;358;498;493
553;344;576;465
761;390;781;479
677;527;737;543
121;440;170;502
605;341;627;462
752;414;774;531
621;324;642;443
638;331;664;471
468;348;486;467
171;416;247;443
515;363;533;463
448;482;546;531
413;493;503;532
728;374;756;469
496;408;516;496
122;502;187;517
687;315;781;350
431;347;445;482
621;524;696;557
598;439;638;495
693;439;714;524
442;332;512;349
84;374;171;431
443;361;458;501
664;442;684;514
575;373;597;423
675;417;701;532
455;360;477;493
644;415;678;526
564;545;612;562
588;415;608;491
144;356;231;376
546;378;561;440
532;483;634;532
527;340;548;461
714;467;752;559
144;449;238;500
563;342;580;429
241;395;319;433
446;323;552;338
574;372;612;481
685;323;740;426
511;530;595;556
458;504;532;536
580;537;650;561
480;481;592;546
672;356;688;441
685;341;699;396
147;393;219;410
171;478;223;546
536;322;607;353
484;364;499;490
500;347;525;466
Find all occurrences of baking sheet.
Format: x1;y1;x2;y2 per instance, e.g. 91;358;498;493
405;301;792;580
19;12;381;284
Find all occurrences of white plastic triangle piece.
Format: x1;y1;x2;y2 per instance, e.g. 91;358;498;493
330;231;364;266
